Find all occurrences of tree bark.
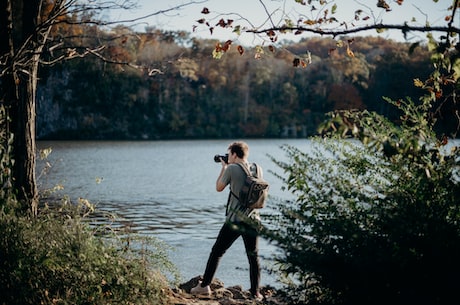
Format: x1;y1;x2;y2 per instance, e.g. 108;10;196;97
0;0;41;214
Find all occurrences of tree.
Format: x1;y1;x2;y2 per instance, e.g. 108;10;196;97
195;0;460;134
0;0;200;214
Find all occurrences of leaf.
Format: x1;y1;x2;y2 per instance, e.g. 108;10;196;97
331;4;337;14
222;40;232;52
303;19;316;25
346;46;355;57
409;42;420;54
212;48;223;59
216;18;227;27
237;45;244;55
233;25;241;35
293;58;300;67
254;45;264;59
201;7;210;14
377;0;391;11
413;78;424;87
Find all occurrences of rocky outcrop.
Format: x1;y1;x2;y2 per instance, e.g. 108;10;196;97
167;276;286;305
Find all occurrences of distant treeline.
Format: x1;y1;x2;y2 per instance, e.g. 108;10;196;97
37;27;437;140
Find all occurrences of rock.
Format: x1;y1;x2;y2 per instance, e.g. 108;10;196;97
168;275;287;305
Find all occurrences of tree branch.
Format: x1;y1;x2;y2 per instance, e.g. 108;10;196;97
247;23;460;38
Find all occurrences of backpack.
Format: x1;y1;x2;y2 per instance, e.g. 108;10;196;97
231;163;269;209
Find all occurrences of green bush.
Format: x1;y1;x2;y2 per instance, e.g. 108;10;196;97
0;202;179;305
264;98;460;305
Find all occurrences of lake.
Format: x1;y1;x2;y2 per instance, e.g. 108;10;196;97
36;139;312;289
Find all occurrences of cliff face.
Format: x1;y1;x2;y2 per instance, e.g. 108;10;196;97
37;69;78;139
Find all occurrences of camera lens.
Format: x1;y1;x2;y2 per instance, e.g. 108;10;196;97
214;154;229;163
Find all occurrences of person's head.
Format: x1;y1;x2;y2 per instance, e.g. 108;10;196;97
227;141;249;162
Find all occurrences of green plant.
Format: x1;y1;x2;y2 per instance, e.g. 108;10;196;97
0;201;179;305
264;98;460;304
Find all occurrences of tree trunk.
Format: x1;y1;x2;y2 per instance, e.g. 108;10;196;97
0;0;41;214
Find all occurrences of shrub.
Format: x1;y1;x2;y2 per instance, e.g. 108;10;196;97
264;98;460;305
0;202;179;305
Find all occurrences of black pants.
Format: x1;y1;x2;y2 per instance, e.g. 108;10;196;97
201;221;260;294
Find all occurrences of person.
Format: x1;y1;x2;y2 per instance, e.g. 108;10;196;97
191;141;263;300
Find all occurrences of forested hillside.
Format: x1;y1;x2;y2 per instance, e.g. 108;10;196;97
36;26;433;140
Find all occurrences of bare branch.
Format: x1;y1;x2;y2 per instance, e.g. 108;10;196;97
247;23;460;38
107;0;207;25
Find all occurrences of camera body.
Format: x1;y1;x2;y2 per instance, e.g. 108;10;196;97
214;153;229;164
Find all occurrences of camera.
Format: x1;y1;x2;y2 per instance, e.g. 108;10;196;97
214;153;229;163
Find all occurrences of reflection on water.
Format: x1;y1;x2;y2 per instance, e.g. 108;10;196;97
37;139;310;289
89;201;223;239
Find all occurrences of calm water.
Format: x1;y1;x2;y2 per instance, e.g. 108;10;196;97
36;139;311;289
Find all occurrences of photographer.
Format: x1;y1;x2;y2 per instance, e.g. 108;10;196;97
191;141;263;300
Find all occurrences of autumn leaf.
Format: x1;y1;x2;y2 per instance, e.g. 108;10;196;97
237;45;244;55
197;18;206;24
213;44;223;59
346;46;355;57
268;45;275;53
216;18;226;27
413;78;424;87
293;58;300;67
222;40;232;52
377;0;391;11
201;7;210;14
254;45;264;59
215;42;222;52
303;19;316;25
441;135;448;146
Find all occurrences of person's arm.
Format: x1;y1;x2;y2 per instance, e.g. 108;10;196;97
216;161;228;192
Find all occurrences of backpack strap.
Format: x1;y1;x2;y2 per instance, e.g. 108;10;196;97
236;162;252;177
229;162;257;201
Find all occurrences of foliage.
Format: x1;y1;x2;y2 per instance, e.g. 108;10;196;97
0;201;179;305
0;105;19;213
37;33;435;140
264;98;460;304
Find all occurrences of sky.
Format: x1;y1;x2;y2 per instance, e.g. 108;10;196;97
109;0;457;45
